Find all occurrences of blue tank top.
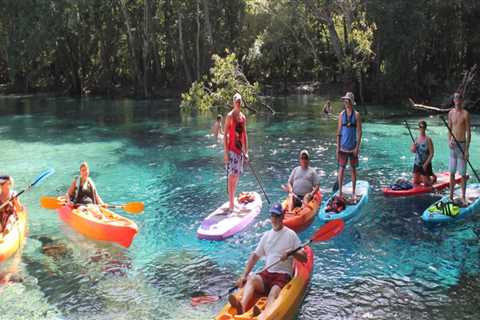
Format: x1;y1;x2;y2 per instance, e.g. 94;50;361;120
414;138;429;166
340;110;357;151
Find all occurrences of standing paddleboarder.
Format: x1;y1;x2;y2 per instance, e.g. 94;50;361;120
336;92;362;203
448;92;471;206
224;93;249;213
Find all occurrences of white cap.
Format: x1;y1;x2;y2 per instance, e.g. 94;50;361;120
233;93;242;104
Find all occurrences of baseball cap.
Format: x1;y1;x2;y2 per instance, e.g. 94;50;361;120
269;203;284;216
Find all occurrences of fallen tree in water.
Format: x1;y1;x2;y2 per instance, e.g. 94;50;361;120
180;52;274;114
408;64;479;113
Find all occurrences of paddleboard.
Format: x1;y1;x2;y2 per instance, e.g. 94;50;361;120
197;192;262;240
383;172;461;197
319;180;369;222
422;183;480;223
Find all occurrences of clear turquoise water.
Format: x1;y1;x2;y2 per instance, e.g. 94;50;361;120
0;95;479;319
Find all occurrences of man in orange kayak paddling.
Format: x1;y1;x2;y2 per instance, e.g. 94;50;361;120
65;162;105;219
0;176;23;243
228;203;307;318
336;92;362;203
448;92;471;206
224;93;249;213
282;149;320;211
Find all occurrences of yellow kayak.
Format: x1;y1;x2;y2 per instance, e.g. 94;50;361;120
0;209;27;263
215;246;314;320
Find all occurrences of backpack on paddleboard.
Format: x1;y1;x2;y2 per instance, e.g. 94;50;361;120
326;195;346;213
427;201;460;217
390;179;413;191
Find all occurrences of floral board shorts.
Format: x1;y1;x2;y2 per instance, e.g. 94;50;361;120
226;151;244;176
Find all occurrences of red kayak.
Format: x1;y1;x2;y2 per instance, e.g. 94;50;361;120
383;172;462;197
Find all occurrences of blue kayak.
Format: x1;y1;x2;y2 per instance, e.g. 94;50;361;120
319;180;369;222
421;183;480;223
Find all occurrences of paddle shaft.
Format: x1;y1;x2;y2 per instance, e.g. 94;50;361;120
404;120;416;144
0;169;54;210
441;116;479;182
240;150;271;204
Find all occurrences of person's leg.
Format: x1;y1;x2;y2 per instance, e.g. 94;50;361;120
229;274;264;314
228;174;239;211
350;154;358;203
287;192;294;212
337;152;347;197
257;285;282;320
459;157;468;205
448;150;457;201
413;172;421;186
422;174;432;187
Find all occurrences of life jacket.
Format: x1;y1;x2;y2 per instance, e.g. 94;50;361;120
228;114;246;154
238;192;255;204
326;195;346;213
340;109;357;151
73;178;98;205
0;191;16;231
428;201;460;217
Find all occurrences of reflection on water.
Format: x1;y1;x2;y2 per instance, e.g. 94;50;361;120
0;95;479;319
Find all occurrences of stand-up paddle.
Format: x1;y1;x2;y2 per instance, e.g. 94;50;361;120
40;196;144;214
0;168;55;210
241;150;271;204
191;219;345;306
441;116;479;182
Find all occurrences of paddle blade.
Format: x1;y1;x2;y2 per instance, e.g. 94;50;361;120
31;168;55;187
40;196;64;210
311;219;345;242
191;295;220;306
123;202;144;214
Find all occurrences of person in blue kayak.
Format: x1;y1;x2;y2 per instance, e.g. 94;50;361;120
411;120;437;186
336;92;362;203
228;203;307;318
281;149;320;211
0;176;23;243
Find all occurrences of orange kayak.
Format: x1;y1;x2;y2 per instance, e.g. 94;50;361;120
58;204;137;248
0;209;27;262
215;246;314;320
282;192;322;233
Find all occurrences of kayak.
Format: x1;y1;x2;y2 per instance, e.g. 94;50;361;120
197;192;262;241
215;246;314;320
0;209;27;263
318;180;369;222
383;172;462;196
282;191;322;233
421;183;480;223
58;203;138;248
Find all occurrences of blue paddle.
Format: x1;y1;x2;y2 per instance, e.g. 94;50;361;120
0;168;55;209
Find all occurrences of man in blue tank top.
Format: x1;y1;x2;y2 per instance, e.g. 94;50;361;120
336;92;362;202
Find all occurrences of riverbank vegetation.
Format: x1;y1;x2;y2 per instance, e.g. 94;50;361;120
1;0;479;110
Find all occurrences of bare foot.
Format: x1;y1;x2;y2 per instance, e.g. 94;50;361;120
228;294;243;315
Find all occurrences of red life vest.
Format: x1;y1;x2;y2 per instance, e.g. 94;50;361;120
228;114;246;155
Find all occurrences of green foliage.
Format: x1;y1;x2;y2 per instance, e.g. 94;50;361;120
180;52;260;111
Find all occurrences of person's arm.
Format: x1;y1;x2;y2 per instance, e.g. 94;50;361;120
336;112;342;156
243;115;249;158
89;179;104;205
66;177;77;203
355;111;362;156
291;248;307;263
223;114;230;164
425;137;434;167
448;111;453;147
12;197;24;212
237;253;260;286
465;112;471;160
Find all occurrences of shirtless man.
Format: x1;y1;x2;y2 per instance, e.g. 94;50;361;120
448;92;471;205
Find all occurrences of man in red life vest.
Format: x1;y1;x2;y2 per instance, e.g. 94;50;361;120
224;93;249;212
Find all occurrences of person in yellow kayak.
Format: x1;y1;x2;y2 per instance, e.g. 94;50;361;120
0;176;23;243
65;162;105;219
228;203;307;318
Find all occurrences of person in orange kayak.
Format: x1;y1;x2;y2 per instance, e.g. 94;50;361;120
411;120;437;187
65;162;105;218
282;150;320;211
228;203;307;318
224;93;249;212
0;176;23;243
